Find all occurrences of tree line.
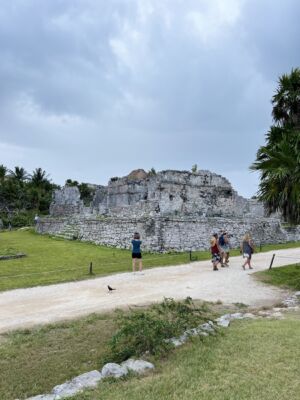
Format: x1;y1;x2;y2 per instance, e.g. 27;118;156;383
0;167;94;228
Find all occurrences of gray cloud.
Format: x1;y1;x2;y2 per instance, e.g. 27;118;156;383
0;0;299;198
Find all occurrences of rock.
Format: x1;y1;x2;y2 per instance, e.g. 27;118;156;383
242;313;256;319
51;381;80;398
121;359;154;374
270;312;283;318
229;312;244;320
101;363;128;378
51;370;102;398
72;370;102;389
184;327;202;337
215;316;230;328
26;395;56;400
166;337;185;347
258;311;271;317
199;323;215;333
294;291;300;297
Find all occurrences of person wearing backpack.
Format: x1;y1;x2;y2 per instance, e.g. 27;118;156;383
219;231;230;267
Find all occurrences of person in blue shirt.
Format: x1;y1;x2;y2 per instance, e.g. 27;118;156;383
131;232;143;273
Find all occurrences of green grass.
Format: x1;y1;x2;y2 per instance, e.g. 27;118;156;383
255;263;300;290
72;317;300;400
0;313;116;400
1;310;299;400
0;230;300;292
0;230;204;291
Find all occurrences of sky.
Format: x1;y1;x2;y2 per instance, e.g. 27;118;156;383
0;0;299;198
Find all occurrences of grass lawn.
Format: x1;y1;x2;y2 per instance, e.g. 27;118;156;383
255;263;300;290
0;230;205;291
1;309;299;400
73;316;300;400
0;229;300;292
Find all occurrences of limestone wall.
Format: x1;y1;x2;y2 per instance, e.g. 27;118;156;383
37;215;300;252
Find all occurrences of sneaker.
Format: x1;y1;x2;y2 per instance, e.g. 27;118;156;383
249;266;253;269
242;265;245;270
221;264;226;268
213;267;219;271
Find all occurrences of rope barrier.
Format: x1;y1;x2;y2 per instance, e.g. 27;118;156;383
0;253;197;280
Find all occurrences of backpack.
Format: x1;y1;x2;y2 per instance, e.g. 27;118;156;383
219;235;225;246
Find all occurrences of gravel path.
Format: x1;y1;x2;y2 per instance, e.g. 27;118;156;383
1;248;300;333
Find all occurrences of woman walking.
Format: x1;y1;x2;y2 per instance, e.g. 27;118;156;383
241;233;255;270
210;233;222;271
132;232;143;273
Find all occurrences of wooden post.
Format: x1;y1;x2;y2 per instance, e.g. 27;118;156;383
89;262;93;275
189;251;192;261
269;254;275;270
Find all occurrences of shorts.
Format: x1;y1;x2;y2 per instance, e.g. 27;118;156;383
132;252;142;259
243;253;251;259
211;253;221;263
220;245;229;253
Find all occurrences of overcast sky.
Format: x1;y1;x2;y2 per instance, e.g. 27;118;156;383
0;0;299;198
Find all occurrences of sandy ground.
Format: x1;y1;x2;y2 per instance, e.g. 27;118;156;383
1;248;300;333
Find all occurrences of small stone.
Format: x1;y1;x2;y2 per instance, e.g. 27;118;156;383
216;318;230;328
242;313;256;319
101;363;128;378
229;313;244;320
26;395;56;400
52;381;79;397
199;323;215;333
72;370;102;388
121;359;154;374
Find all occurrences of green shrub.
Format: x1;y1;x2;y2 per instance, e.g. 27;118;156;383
107;297;211;363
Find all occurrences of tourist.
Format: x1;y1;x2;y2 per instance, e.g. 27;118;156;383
241;233;255;270
34;214;40;225
132;232;143;273
210;233;222;271
219;230;230;266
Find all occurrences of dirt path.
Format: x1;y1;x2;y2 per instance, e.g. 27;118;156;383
1;248;300;333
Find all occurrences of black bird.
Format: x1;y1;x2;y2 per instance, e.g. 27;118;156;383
107;285;116;293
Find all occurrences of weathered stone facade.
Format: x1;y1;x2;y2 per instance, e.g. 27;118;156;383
37;169;300;251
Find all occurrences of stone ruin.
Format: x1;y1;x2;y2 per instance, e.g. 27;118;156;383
37;169;300;251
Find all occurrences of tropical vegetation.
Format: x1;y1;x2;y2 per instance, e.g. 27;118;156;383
251;68;300;224
0;165;96;227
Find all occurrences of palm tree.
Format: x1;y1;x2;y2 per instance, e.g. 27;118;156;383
8;166;29;182
251;130;300;223
251;68;300;224
30;168;50;187
272;67;300;128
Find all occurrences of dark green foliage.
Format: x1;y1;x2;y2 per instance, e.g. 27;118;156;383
65;179;95;206
251;68;300;224
107;297;211;363
0;164;57;227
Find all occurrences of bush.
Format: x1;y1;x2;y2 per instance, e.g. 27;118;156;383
107;297;211;363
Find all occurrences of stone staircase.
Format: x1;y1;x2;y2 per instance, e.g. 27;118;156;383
55;224;80;240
